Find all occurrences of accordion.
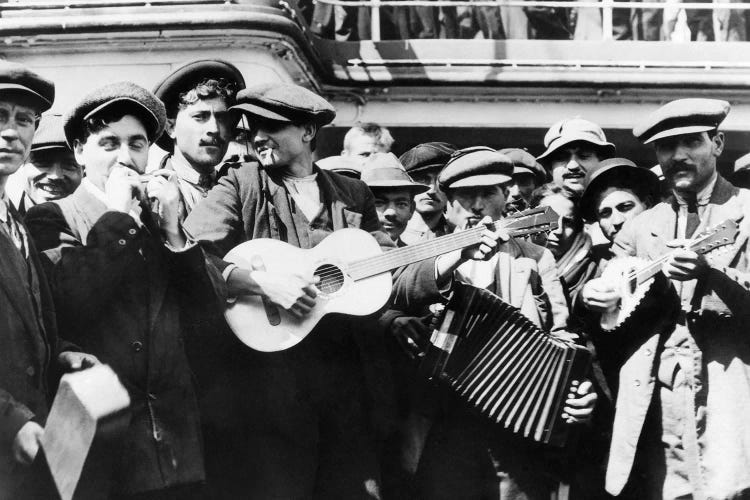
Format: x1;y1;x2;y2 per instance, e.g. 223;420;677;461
421;283;591;447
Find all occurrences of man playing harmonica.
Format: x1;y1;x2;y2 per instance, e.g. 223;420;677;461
581;98;750;500
25;82;218;499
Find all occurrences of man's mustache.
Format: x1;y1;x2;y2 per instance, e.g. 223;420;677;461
200;138;225;147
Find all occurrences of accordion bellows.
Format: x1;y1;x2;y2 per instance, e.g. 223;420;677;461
422;283;591;447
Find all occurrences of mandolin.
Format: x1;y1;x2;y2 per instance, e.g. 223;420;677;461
599;218;740;332
223;206;559;351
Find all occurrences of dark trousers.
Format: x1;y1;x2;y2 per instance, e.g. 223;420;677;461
198;317;381;500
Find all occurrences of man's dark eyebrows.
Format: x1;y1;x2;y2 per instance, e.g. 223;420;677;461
96;132;119;143
128;133;148;143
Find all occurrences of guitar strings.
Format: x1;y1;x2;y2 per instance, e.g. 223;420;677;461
313;209;555;282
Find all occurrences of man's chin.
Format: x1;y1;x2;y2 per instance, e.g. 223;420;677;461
416;204;442;216
563;180;585;194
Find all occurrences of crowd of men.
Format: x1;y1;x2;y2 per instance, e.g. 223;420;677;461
1;56;750;500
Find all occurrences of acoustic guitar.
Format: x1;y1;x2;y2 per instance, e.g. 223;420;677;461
599;217;740;332
223;206;559;351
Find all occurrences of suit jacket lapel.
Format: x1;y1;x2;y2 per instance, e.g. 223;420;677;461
67;185;109;243
0;223;37;333
647;202;678;260
315;168;350;230
701;176;747;267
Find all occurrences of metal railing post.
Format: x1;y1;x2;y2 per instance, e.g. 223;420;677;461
602;0;614;40
371;0;381;41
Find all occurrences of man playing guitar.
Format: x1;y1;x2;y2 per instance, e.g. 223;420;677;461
581;99;750;500
183;82;505;499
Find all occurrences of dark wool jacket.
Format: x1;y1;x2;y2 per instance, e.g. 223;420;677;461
25;184;216;496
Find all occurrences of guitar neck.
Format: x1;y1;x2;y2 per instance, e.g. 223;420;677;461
628;224;733;287
348;219;528;280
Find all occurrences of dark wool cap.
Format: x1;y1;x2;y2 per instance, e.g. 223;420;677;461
153;59;245;152
498;147;548;185
399;142;456;175
580;157;660;222
64;81;167;147
0;61;54;113
230;82;335;127
438;146;513;191
31;114;68;152
633;98;730;144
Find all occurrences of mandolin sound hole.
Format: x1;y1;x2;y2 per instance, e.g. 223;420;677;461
314;264;345;295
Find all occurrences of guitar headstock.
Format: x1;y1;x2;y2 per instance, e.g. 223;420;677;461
502;206;559;237
690;218;740;254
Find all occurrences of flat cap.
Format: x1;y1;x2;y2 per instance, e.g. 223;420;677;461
0;61;54;113
537;118;615;163
64;81;167;147
580;157;660;222
634;98;730;144
317;154;362;179
498;147;548;185
231;82;335;127
153;59;245;152
399;142;456;175
361;152;429;193
438;146;513;190
31;114;68;152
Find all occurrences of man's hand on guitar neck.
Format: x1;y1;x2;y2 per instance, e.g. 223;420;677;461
664;239;710;281
227;267;319;318
581;278;620;313
435;216;510;283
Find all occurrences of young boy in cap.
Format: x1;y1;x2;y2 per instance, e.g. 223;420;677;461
399;141;456;245
415;146;597;500
153;59;244;221
183;81;492;499
8;113;82;216
0;60;97;500
360;152;429;245
26;81;219;499
581;98;750;500
537;117;616;196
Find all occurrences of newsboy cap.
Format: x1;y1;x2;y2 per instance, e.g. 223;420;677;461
31;114;69;152
0;61;54;113
579;157;660;222
633;98;730;144
361;152;429;193
537;118;615;163
64;81;167;147
399;142;456;175
498;148;548;185
230;82;335;127
438;146;513;191
153;59;245;152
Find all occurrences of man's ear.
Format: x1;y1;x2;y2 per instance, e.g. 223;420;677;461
712;131;725;157
302;123;317;144
166;118;177;139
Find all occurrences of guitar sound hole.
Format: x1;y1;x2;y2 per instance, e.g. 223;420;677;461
314;264;345;294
